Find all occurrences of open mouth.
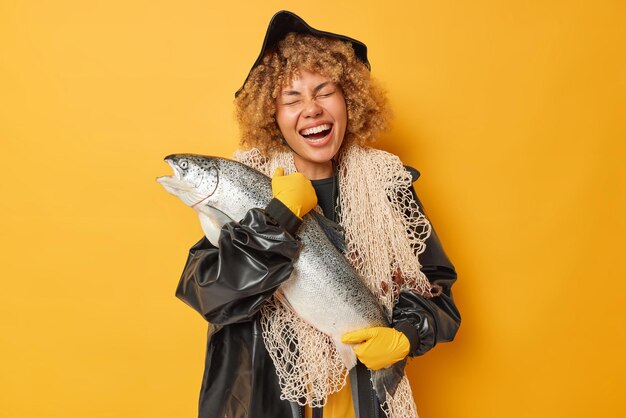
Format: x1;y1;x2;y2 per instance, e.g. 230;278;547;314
162;159;181;179
299;123;333;142
156;160;187;192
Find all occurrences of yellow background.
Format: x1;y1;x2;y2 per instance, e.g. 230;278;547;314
1;1;624;417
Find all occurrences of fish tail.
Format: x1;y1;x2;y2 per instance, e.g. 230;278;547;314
370;359;407;403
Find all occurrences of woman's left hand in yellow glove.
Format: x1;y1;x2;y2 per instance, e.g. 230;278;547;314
341;327;410;370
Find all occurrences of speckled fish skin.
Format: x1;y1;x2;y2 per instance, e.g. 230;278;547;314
157;154;405;401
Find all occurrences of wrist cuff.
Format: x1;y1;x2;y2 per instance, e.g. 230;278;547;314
265;198;302;236
394;320;420;355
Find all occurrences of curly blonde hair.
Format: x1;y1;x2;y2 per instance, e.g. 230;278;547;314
234;33;392;156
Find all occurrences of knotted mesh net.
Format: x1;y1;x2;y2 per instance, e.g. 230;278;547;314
259;297;348;407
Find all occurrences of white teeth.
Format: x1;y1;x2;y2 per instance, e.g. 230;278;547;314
300;123;332;136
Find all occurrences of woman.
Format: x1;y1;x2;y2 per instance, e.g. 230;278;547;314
176;10;460;418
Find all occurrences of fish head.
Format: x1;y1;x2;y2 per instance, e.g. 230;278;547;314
157;154;272;220
156;154;221;209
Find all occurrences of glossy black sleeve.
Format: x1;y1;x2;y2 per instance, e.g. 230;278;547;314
392;168;461;356
175;198;301;325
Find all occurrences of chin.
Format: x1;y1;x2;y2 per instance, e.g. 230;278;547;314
308;149;338;163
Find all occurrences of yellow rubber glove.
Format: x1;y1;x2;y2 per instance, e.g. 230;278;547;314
341;327;410;371
271;167;318;219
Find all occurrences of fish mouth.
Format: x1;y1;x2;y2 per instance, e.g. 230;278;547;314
156;159;185;190
165;158;183;180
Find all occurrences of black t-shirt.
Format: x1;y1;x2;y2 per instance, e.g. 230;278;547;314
310;176;337;221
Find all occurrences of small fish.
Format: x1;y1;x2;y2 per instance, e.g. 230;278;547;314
157;154;406;402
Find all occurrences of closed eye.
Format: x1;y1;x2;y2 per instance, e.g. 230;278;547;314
317;90;335;98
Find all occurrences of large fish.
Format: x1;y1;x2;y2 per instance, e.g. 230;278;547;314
157;154;406;402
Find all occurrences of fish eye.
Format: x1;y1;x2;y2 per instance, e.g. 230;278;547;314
179;160;188;170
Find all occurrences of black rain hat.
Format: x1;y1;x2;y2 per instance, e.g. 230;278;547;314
235;10;370;97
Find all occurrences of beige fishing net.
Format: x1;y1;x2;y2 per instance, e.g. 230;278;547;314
259;297;348;408
381;376;420;418
235;145;433;417
336;145;434;315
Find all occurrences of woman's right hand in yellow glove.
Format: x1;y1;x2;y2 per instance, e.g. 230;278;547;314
271;167;318;219
342;327;410;371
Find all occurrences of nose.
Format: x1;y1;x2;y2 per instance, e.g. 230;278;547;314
302;98;323;118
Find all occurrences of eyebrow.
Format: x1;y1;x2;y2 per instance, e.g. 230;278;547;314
281;81;332;96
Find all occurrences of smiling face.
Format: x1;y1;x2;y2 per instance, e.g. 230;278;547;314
275;70;348;179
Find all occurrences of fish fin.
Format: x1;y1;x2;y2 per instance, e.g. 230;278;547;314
273;288;296;313
370;359;407;404
308;211;347;253
335;338;358;371
196;205;233;247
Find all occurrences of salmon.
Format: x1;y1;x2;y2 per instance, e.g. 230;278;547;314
157;154;406;402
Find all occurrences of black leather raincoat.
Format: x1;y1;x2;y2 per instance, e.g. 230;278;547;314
176;167;461;418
